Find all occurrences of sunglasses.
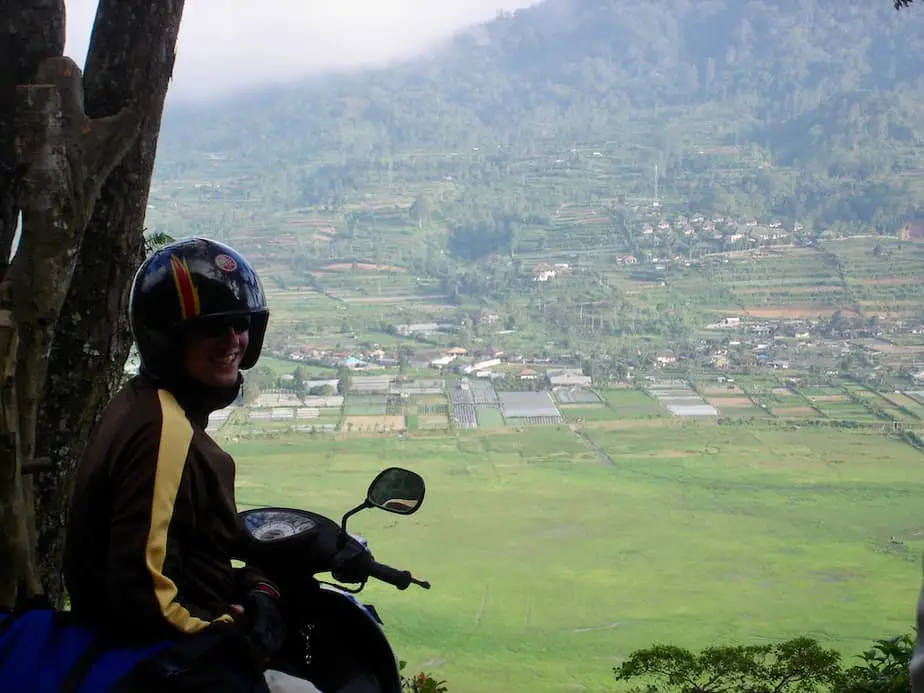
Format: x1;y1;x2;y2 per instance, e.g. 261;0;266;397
188;315;251;338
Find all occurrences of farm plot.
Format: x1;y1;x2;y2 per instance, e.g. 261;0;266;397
765;393;808;407
301;395;344;408
345;395;387;416
475;407;506;428
506;416;566;426
560;405;615;423
253;392;303;407
602;389;665;418
206;407;234;434
647;380;717;417
704;396;765;417
384;396;404;416
448;387;474;405
391;379;445;396
747;387;810;413
451;404;478;429
350;375;395;393
798;387;847;400
895;391;924;419
699;383;745;396
771;406;818;418
553;386;600;404
292;423;337;433
711;248;846;312
498;391;563;422
845;387;918;424
813;400;883;422
249;408;297;421
824;237;924;309
417;414;450;430
469;380;500;405
342;415;406;432
448;386;478;428
418;401;449;415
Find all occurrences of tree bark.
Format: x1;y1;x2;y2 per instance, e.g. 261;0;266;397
0;0;65;282
0;53;138;607
0;0;66;609
34;0;186;606
0;291;29;607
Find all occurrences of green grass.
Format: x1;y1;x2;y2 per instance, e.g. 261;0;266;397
602;389;665;418
474;407;506;429
560;404;616;422
345;404;388;416
229;425;923;693
257;356;340;378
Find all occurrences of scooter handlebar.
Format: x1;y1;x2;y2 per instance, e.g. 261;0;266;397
368;560;431;591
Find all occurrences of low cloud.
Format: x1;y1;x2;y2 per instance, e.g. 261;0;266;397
65;0;537;102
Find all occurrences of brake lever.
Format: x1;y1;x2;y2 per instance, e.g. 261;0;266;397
410;576;431;590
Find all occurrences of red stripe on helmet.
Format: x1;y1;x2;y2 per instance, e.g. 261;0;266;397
169;256;201;321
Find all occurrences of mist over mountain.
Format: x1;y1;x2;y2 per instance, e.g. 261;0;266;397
155;0;924;234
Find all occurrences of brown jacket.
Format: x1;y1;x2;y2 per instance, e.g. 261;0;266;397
64;375;251;641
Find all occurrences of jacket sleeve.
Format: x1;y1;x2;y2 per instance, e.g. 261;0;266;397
105;389;234;638
233;565;278;598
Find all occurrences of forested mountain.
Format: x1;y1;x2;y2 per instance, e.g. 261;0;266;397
155;0;924;235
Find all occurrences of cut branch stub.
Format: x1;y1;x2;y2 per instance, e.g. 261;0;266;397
22;457;51;475
27;57;141;228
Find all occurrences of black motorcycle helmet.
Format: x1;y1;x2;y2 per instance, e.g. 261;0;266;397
129;237;269;380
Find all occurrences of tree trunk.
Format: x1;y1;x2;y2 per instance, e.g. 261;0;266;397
34;0;186;607
0;53;138;608
0;0;65;282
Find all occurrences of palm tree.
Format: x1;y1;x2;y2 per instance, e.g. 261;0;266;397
143;230;175;255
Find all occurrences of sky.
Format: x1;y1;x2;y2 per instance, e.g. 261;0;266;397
64;0;538;102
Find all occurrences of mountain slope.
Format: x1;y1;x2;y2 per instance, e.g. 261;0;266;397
154;0;924;235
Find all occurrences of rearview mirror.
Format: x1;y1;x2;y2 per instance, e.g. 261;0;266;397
366;467;426;515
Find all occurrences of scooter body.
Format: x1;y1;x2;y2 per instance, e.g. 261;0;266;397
220;466;431;693
0;467;429;693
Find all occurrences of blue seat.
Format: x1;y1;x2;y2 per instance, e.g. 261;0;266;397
0;608;170;693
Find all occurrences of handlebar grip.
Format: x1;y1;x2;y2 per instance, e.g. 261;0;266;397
368;561;413;590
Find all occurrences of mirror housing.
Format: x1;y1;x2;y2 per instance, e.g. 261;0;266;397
366;467;426;515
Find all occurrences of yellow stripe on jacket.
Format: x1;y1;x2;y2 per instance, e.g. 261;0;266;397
145;389;233;633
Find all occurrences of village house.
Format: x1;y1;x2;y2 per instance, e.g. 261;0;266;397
655;351;677;366
532;263;554;281
546;368;592;387
474;346;505;360
463;358;502;374
478;308;501;325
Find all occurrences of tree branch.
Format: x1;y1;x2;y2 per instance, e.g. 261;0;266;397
22;457;51;474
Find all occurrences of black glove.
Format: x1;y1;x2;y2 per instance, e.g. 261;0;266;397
238;582;286;667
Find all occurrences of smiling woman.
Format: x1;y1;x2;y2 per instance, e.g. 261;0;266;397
182;314;251;389
129;238;269;382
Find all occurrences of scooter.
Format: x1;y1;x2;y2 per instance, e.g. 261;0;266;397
0;466;430;693
236;466;431;693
